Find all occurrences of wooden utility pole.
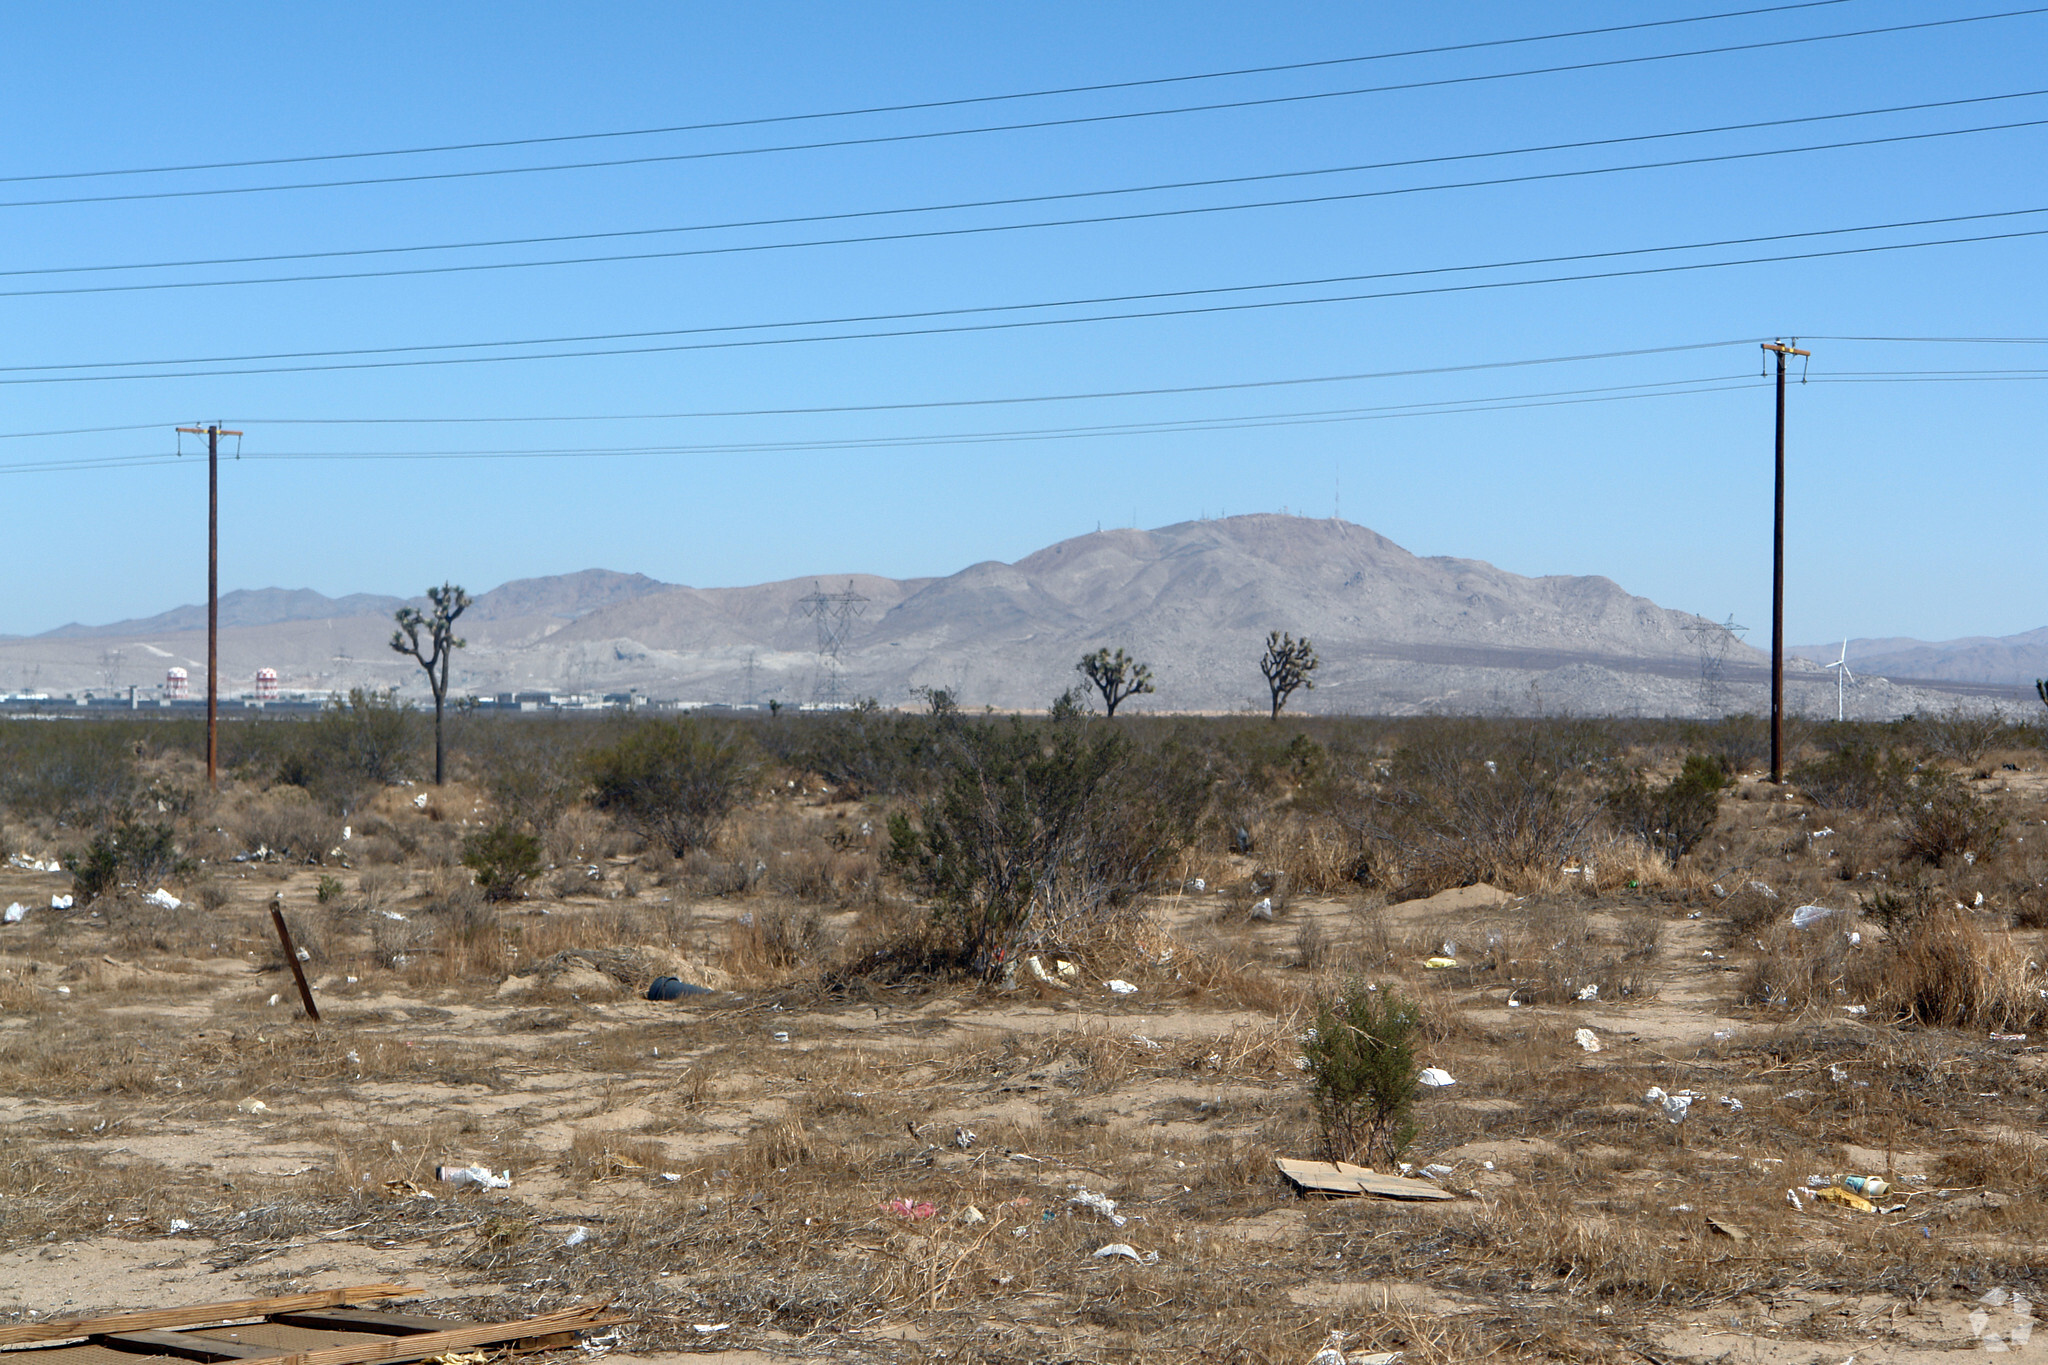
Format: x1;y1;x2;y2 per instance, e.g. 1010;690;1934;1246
1760;342;1808;784
178;422;242;789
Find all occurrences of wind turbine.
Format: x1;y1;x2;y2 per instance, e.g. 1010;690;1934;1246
1824;638;1855;721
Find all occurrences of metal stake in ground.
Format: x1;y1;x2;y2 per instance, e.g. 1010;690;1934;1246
270;895;321;1022
1760;342;1808;783
177;422;243;789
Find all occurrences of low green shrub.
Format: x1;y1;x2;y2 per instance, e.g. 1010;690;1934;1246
1302;980;1421;1168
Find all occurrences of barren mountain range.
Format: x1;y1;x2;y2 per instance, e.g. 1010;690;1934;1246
1;516;2027;717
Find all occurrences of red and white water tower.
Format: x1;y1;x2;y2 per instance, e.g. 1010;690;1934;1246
165;667;189;699
255;668;279;701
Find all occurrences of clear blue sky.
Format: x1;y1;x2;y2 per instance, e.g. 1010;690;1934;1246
1;2;2042;643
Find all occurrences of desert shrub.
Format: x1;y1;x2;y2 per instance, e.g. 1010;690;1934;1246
1864;905;2045;1030
1912;703;2013;765
782;701;951;799
887;713;1208;972
585;718;754;856
1899;771;2005;866
0;724;141;825
1682;714;1771;774
1739;920;1866;1011
1302;980;1421;1167
1790;743;1913;812
462;822;544;901
466;718;588;832
315;875;345;903
1341;720;1604;895
232;789;340;863
268;690;422;811
64;822;188;903
728;906;828;976
1604;754;1729;861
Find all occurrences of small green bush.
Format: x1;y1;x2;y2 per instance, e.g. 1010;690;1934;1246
315;875;345;903
1302;980;1422;1168
461;821;544;901
64;822;189;904
1899;771;2005;867
585;718;754;856
1605;754;1730;860
1791;743;1913;812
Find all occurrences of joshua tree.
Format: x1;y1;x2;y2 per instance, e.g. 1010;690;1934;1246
2037;679;2048;712
1260;631;1319;719
1076;647;1155;717
391;583;471;785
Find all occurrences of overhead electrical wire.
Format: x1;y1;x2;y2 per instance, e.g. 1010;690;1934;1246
5;209;2044;384
6;91;2045;293
0;0;1872;186
0;374;1773;475
3;8;2042;210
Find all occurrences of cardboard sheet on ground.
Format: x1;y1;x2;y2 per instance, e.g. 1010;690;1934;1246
1275;1156;1455;1201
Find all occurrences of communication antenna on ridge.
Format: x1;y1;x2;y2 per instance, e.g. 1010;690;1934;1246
797;581;867;707
1682;614;1747;715
1824;637;1856;722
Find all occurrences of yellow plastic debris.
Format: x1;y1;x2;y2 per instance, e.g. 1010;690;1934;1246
1424;957;1458;970
1815;1184;1875;1214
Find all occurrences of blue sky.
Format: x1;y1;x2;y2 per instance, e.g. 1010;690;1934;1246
1;1;2043;642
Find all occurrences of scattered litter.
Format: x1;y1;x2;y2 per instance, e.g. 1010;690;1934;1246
235;1098;268;1114
381;909;408;921
1815;1185;1876;1214
1274;1156;1454;1201
564;1226;590;1247
9;853;62;872
959;1205;986;1226
345;1050;361;1064
1749;880;1778;899
50;894;73;910
3;902;25;924
1026;955;1073;989
1718;1096;1744;1113
772;1030;791;1043
1976;891;1986;906
881;1198;937;1219
1644;1086;1693;1124
1810;826;1835;838
646;976;712;1000
1068;1188;1127;1226
413;793;430;809
1250;897;1274;921
1848;931;1862;946
1418;1163;1455;1180
1992;1032;2028;1042
1842;1175;1891;1196
1092;1242;1157;1264
267;994;281;1007
1576;983;1600;1001
167;1218;194;1233
1707;1216;1749;1242
143;888;181;910
437;1164;512;1189
1786;1187;1805;1210
660;1172;681;1182
1791;904;1840;929
954;1126;976;1150
1843;1004;1868;1016
1441;941;1458;958
382;1179;434;1200
1130;1034;1162;1050
1418;1067;1456;1087
1106;979;1138;996
1830;1063;1850;1083
1188;878;1206;893
690;1324;731;1335
1423;956;1458;970
1573;1028;1602;1053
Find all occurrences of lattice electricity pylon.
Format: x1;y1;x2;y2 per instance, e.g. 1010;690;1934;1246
797;581;868;707
1682;613;1747;714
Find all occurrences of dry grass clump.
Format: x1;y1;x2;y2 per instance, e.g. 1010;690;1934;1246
1864;905;2047;1030
564;1129;667;1182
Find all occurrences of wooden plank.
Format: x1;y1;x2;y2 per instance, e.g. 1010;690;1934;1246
263;1306;627;1365
1274;1156;1455;1201
0;1289;418;1348
264;1313;475;1338
95;1333;289;1361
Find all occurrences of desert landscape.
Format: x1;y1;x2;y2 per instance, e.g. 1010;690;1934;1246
6;705;2048;1363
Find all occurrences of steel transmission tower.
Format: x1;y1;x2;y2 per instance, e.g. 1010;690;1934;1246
797;581;868;706
1682;614;1747;715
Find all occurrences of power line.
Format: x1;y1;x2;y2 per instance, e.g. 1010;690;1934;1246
6;210;2045;384
0;339;1759;438
12;88;2042;283
0;1;1870;186
4;8;2041;211
0;374;1772;475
